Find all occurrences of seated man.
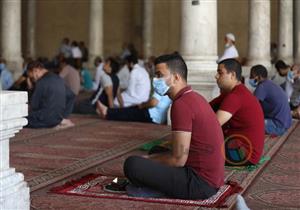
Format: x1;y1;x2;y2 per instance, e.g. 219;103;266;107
0;58;14;90
26;61;75;128
96;92;171;124
250;65;292;136
210;59;264;166
114;55;151;107
73;57;122;114
122;53;224;199
58;56;81;95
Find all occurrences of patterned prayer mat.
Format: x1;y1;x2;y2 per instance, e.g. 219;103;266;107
50;174;242;208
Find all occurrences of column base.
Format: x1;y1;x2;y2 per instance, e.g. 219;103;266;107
0;168;30;210
185;59;219;101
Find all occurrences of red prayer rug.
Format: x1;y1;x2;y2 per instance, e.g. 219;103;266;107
50;174;242;208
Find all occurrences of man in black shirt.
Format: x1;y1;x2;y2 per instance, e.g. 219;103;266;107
26;61;75;128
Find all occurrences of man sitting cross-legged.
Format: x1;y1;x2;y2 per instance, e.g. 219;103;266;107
249;65;292;136
26;61;75;128
96;91;171;124
119;53;224;199
210;59;264;166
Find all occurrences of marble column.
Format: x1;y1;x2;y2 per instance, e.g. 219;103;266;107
0;91;30;209
278;0;293;64
143;0;153;59
1;0;23;79
88;0;103;68
26;0;36;59
295;0;300;63
180;0;218;100
247;0;271;69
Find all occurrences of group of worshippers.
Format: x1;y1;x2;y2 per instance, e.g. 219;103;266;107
2;34;298;200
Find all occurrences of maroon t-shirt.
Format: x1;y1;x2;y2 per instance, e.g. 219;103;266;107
210;84;265;164
171;86;225;188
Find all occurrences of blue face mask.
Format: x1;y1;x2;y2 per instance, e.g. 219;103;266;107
287;71;294;82
249;78;258;88
152;77;170;96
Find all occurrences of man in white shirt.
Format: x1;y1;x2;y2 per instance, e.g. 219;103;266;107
217;33;239;63
93;56;104;90
115;55;151;107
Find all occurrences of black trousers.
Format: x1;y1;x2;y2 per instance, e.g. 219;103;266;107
73;99;97;115
107;106;153;123
123;156;218;200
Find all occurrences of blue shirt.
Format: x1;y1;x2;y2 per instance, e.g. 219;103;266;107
81;68;93;90
254;79;292;129
0;67;13;90
148;92;172;124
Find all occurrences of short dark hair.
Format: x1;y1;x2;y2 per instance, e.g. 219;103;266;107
275;60;289;70
125;54;138;64
219;59;242;81
154;53;188;81
27;61;45;72
250;65;268;78
106;57;120;75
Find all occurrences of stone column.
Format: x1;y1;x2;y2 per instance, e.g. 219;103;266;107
143;0;153;59
295;0;300;63
26;0;36;59
0;91;30;209
88;0;103;68
278;0;293;64
1;0;23;79
247;0;271;69
180;0;218;100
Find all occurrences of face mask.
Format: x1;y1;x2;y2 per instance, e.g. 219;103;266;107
249;79;258;88
0;63;5;70
152;77;170;96
287;71;294;82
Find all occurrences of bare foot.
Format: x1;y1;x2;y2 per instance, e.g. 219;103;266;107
54;119;75;130
291;109;300;119
96;101;108;119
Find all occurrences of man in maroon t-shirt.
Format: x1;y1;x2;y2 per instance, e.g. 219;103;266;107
210;59;264;166
123;53;225;199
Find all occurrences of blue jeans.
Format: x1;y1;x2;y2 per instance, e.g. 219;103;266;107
265;119;286;136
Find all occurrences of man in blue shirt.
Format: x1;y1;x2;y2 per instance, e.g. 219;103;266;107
0;59;14;90
96;92;171;125
249;65;292;136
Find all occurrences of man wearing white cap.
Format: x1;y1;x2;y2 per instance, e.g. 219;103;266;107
217;33;239;63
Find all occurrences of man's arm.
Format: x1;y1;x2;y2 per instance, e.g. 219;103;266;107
150;131;191;167
216;110;232;126
138;97;158;109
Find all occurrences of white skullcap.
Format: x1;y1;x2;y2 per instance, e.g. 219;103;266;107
225;33;235;42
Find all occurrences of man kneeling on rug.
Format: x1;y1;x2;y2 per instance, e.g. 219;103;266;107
118;53;225;199
26;61;75;128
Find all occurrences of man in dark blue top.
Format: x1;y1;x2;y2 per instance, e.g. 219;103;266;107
26;61;75;128
249;65;292;136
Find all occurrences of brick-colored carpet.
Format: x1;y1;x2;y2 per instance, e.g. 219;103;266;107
9;114;298;209
10;116;170;191
244;122;300;210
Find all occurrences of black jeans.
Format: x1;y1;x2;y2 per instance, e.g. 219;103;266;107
123;156;218;200
107;106;153;123
73;99;97;115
